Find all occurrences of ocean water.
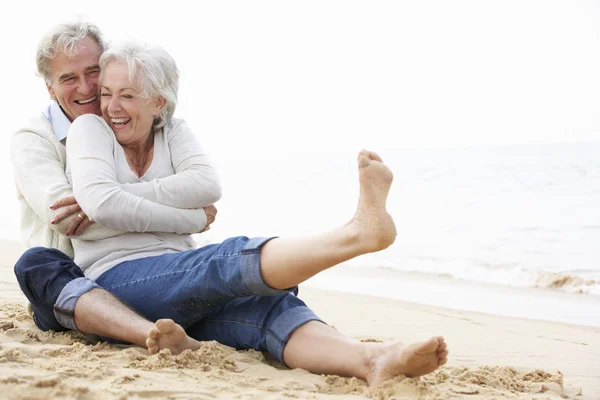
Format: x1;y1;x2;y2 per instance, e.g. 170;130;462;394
202;141;600;298
354;142;600;295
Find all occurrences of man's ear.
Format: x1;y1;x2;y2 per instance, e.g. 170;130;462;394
46;81;56;100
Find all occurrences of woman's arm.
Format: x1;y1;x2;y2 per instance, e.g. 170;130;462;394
67;114;207;234
119;119;222;209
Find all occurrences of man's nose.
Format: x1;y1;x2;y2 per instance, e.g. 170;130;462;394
78;76;96;96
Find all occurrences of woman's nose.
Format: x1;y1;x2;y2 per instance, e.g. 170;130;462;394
108;96;121;112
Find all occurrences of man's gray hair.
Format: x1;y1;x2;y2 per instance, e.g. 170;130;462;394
36;20;105;83
100;41;179;130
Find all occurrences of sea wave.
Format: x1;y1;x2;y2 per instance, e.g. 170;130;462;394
345;256;600;296
533;272;599;295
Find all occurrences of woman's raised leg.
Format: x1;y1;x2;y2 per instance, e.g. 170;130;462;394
260;150;397;289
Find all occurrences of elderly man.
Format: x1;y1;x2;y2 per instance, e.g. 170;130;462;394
10;20;214;352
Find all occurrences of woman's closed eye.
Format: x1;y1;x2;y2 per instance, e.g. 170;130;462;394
101;93;133;99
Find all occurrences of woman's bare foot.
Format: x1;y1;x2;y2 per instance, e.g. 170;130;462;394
366;336;449;386
350;150;397;252
146;319;202;355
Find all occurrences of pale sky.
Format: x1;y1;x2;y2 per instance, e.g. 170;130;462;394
1;0;599;235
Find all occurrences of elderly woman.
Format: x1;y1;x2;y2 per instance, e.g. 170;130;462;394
66;41;448;385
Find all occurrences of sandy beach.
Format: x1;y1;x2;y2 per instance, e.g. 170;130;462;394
1;239;598;400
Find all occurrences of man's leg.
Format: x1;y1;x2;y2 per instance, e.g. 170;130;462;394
182;293;448;386
14;247;76;332
258;150;398;289
14;247;200;352
73;288;153;346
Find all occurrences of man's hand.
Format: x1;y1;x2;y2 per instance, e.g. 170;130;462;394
199;205;217;233
50;196;93;236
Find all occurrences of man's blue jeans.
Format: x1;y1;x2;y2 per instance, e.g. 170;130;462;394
14;236;323;363
14;246;98;332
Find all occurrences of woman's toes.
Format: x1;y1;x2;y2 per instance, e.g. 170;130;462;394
367;151;383;162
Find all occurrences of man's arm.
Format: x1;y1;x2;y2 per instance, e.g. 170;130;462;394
10;125;124;240
67;115;208;234
119;119;222;209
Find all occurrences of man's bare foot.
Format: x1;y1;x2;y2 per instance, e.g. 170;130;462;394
366;336;449;386
351;150;397;252
146;319;202;355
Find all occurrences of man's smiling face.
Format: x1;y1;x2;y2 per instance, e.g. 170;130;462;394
45;35;103;121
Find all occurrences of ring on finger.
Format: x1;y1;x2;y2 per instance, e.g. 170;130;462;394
77;213;85;221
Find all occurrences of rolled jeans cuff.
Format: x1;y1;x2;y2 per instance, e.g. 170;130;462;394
265;305;324;365
54;277;99;331
240;236;298;296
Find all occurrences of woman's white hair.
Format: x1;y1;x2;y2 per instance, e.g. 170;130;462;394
100;41;179;130
36;19;104;83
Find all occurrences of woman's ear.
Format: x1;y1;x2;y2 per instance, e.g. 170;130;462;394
155;96;167;114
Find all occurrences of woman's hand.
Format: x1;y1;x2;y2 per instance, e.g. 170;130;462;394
50;196;93;236
199;205;217;233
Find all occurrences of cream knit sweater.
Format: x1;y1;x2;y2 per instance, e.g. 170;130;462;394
10;113;124;258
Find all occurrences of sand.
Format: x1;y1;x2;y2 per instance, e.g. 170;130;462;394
1;239;598;400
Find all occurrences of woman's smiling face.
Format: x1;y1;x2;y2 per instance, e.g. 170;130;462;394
100;60;165;146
